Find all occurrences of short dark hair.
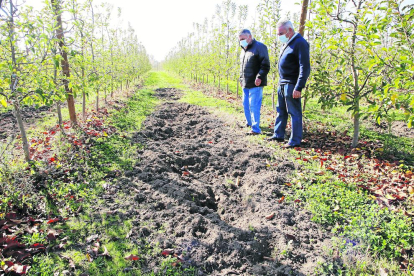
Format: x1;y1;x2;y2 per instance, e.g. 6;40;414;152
239;29;251;36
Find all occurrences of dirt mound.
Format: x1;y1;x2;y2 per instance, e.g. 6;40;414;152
114;99;332;275
155;88;182;101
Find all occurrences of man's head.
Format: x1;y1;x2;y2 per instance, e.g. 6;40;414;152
276;19;295;43
239;29;253;48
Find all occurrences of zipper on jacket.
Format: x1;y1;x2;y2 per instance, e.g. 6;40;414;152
241;50;247;75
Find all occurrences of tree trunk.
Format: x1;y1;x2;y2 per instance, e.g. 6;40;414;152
81;34;86;118
350;19;360;147
96;89;99;111
302;92;309;113
57;101;64;131
83;89;86;116
53;64;64;131
352;103;360;148
52;0;77;124
237;79;239;98
226;74;229;94
14;104;30;162
8;2;30;162
299;0;310;36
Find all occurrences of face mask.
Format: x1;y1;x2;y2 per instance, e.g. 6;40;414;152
278;34;289;44
240;39;248;48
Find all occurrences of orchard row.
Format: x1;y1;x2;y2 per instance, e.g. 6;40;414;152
164;0;414;147
0;0;151;161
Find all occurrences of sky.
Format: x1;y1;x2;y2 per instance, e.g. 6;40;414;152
105;0;301;61
27;0;302;61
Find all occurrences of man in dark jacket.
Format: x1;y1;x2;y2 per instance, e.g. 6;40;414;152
267;19;310;147
239;29;270;135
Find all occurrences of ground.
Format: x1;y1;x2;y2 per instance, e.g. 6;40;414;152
106;87;332;275
1;72;413;275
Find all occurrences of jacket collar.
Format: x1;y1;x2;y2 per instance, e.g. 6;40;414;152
241;39;256;51
286;32;300;46
279;33;302;59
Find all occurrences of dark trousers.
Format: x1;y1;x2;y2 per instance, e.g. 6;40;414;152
273;84;303;145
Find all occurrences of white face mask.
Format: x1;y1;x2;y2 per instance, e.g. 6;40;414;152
278;29;291;44
278;34;289;44
240;39;248;48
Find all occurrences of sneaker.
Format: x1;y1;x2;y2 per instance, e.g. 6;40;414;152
239;123;251;128
266;137;284;142
281;143;300;149
246;131;260;136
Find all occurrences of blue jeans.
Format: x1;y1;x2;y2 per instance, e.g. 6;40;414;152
243;87;263;134
273;84;302;145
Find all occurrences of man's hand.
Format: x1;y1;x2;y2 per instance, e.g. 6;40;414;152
255;78;262;86
293;90;301;99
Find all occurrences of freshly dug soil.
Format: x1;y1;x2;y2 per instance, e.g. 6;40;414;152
0;106;50;141
103;88;332;275
366;120;414;139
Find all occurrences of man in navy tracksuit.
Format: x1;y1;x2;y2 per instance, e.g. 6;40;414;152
268;19;310;148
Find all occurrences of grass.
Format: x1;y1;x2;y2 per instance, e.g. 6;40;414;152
179;90;242;115
161;71;414;275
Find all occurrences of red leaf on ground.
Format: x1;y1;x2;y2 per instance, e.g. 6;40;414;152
182;171;190;176
162;249;175;256
5;213;19;220
47;218;60;224
265;213;275;220
294;199;301;203
278;196;285;203
124;254;139;261
31;243;45;249
46;233;56;241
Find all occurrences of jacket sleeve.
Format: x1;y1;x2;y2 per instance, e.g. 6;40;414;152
256;44;270;80
294;40;311;92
